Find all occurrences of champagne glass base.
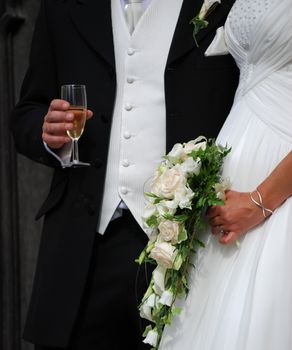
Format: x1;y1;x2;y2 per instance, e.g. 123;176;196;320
62;161;90;168
71;160;90;167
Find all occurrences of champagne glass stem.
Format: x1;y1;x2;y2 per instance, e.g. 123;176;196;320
72;139;79;163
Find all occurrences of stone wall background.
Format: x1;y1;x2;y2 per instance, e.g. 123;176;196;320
0;1;52;349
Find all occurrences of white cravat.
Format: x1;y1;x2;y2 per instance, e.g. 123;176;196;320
124;0;145;34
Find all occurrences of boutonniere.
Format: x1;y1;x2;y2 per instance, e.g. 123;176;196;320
190;0;221;46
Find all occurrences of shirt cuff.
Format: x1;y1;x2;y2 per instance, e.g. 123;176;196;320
43;141;72;167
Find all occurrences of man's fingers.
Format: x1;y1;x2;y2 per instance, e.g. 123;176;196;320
42;133;71;149
49;99;70;111
43;120;73;135
45;110;74;123
43;100;93;148
86;109;93;119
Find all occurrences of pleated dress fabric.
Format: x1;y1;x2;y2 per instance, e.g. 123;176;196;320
159;0;292;349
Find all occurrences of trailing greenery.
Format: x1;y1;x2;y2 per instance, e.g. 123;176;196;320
137;138;230;349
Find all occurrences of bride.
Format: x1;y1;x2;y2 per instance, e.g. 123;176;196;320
159;0;292;349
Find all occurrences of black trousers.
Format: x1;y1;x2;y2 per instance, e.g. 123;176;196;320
35;211;152;350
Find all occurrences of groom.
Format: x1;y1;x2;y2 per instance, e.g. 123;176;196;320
11;0;238;349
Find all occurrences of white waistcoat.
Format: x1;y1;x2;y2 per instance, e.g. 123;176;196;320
97;0;183;234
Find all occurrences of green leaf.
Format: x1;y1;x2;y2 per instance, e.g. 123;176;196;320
163;213;174;221
146;242;155;254
142;325;153;337
137;250;146;265
174;214;189;222
208;198;224;206
172;306;182;316
146;215;159;228
195;238;205;248
190;16;209;46
173;253;183;271
144;192;159;199
178;227;188;243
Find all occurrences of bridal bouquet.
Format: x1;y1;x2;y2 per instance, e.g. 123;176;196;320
137;136;230;349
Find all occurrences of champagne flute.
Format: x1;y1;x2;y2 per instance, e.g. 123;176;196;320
61;84;90;167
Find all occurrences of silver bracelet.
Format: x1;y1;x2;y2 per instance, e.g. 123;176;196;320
249;189;274;218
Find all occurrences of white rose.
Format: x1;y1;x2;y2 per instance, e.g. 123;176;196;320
167;143;185;164
158;219;180;244
143;329;159;347
158;165;186;199
148;229;158;242
156;199;178;216
174;185;194;209
140;303;153;322
159;290;174;307
183;140;198;154
150;242;176;268
152;265;166;295
180;157;201;176
194;141;207;151
184;138;207;153
144;227;156;237
214;177;231;200
146;293;157;308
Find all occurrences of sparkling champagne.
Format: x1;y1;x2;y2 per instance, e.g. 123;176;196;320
66;106;86;140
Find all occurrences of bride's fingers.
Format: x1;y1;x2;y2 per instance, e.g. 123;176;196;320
211;226;218;235
211;225;226;235
219;231;239;245
206;205;221;218
209;216;224;227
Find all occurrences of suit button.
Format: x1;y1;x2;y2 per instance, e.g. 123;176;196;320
125;103;133;111
127;77;134;84
121;159;130;167
120;187;128;195
127;48;135;56
123;131;131;139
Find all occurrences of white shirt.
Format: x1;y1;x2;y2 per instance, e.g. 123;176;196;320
121;0;151;9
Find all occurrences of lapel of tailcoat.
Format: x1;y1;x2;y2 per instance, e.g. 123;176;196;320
68;0;115;68
167;0;236;65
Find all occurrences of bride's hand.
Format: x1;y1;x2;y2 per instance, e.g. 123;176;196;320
206;190;266;245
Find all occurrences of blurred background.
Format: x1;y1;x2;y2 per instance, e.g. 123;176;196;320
1;1;52;349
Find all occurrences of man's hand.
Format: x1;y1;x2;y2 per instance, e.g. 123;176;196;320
207;190;266;245
42;99;93;149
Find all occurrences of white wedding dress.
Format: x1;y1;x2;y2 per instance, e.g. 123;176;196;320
159;0;292;349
